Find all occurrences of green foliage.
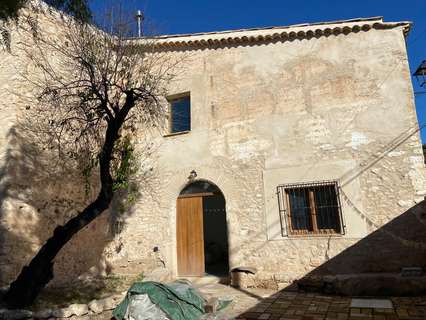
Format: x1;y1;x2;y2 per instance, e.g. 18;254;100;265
113;136;139;216
135;272;144;283
81;136;139;217
82;157;98;197
45;0;92;23
0;0;27;21
113;136;137;192
1;0;91;52
0;0;91;22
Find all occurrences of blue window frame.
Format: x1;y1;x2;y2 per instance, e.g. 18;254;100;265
169;94;191;133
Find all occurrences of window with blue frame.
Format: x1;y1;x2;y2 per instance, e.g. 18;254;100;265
169;94;191;134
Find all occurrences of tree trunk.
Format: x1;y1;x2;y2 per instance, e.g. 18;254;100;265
4;118;123;309
3;191;112;308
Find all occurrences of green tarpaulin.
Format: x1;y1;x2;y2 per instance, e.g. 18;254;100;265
113;280;231;320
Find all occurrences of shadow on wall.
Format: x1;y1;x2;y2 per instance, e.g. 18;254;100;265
296;200;426;296
232;200;426;314
0;124;117;288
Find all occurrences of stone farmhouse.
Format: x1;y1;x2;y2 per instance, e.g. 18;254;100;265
1;12;426;292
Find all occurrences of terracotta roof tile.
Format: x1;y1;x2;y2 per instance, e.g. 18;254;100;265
132;17;411;50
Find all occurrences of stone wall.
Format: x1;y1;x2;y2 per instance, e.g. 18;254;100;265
0;13;425;289
0;9;117;286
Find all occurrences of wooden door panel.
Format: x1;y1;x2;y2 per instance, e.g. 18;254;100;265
177;196;205;276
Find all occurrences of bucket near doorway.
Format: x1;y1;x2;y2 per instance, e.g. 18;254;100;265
230;267;257;288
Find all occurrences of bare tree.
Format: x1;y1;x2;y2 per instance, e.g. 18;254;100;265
3;6;178;308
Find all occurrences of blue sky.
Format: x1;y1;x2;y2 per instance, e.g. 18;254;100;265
91;0;426;141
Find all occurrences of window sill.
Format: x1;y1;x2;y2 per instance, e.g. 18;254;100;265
163;130;190;138
286;232;344;239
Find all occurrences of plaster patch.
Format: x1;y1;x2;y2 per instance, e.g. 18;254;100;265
387;151;405;157
228;139;271;160
347;132;369;150
303;117;330;145
410;156;424;164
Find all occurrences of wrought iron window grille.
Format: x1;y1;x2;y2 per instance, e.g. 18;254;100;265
277;180;345;236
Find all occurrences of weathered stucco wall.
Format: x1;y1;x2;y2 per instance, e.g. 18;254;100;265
114;21;426;287
0;14;425;289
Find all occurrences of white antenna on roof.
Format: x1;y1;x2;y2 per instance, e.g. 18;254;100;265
135;10;144;37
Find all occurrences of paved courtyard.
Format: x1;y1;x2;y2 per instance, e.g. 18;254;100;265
195;283;426;320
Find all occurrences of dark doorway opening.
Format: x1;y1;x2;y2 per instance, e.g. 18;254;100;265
179;180;229;276
203;193;229;276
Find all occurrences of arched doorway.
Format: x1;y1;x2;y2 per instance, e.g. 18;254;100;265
176;180;229;277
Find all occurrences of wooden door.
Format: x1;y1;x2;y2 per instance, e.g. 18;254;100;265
176;196;205;276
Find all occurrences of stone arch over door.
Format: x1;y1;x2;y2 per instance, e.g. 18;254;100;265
176;179;229;276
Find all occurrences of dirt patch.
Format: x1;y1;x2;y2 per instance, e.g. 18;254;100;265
29;275;141;311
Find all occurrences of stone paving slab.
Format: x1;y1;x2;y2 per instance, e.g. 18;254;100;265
351;299;393;309
351;298;393;309
194;283;426;320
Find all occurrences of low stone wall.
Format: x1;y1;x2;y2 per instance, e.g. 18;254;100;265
0;288;123;320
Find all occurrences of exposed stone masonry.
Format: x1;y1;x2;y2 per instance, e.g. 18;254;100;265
0;11;425;291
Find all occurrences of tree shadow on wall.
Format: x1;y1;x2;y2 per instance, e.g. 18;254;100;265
233;200;426;318
0;123;136;304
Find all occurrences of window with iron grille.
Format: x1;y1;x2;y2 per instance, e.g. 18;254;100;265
277;181;344;235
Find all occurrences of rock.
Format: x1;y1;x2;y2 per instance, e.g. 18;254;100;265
50;304;89;318
398;199;413;207
0;309;32;320
52;307;74;318
88;297;117;314
69;316;89;320
33;309;53;319
88;300;102;314
100;297;118;311
67;304;88;317
87;300;103;314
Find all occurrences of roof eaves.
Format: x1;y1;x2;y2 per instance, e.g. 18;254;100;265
130;17;412;50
